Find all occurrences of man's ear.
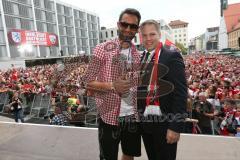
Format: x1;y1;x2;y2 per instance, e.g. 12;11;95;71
117;22;121;29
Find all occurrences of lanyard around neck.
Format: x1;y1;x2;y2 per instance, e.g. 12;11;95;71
146;42;162;106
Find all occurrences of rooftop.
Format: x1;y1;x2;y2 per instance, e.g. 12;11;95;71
169;20;188;27
224;3;240;33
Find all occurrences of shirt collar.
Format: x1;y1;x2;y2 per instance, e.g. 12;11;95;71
144;49;155;55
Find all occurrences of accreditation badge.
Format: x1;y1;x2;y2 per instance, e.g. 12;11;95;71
144;105;162;117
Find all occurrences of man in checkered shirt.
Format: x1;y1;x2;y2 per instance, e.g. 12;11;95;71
50;106;68;126
84;8;142;160
51;114;67;126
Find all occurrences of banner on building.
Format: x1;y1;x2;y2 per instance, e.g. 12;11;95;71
8;29;58;46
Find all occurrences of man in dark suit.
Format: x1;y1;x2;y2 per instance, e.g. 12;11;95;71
137;20;187;160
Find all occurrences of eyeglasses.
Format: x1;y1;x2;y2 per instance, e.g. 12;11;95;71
119;21;139;31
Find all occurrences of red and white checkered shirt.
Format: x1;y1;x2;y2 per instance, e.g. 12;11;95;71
84;38;140;125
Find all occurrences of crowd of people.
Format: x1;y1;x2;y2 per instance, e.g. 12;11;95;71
0;56;89;124
185;54;240;137
0;52;239;135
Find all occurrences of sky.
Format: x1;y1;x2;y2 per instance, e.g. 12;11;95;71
63;0;240;40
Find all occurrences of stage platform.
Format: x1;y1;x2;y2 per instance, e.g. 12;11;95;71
0;121;239;160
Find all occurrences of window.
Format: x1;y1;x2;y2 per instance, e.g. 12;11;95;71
91;15;96;23
58;15;62;24
67;27;73;35
82;38;87;46
0;31;5;43
67;37;74;45
92;24;97;30
81;29;86;37
66;18;73;26
63;26;67;35
19;5;30;18
87;14;90;21
75;20;79;27
46;12;54;22
89;39;93;46
3;0;13;14
35;9;41;20
44;0;53;11
111;30;114;37
41;10;46;21
64;6;70;16
0;18;3;28
5;16;15;28
21;19;32;30
12;3;19;15
79;11;85;19
42;22;47;31
88;32;93;39
37;21;43;31
57;4;62;13
93;32;97;39
80;20;85;28
47;23;56;33
105;31;108;38
60;37;67;45
93;39;98;46
76;38;81;46
34;0;40;7
88;23;91;30
15;18;21;29
62;16;66;24
0;46;7;57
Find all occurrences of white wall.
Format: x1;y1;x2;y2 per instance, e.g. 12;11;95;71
0;60;26;70
173;27;188;48
218;17;228;50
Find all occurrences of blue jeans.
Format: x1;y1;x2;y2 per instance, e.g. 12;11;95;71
14;109;24;123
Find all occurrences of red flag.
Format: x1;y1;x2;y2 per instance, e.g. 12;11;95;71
164;39;181;52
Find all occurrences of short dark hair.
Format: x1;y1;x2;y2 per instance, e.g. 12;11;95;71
119;8;141;25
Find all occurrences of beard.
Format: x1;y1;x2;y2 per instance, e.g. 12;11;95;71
118;30;135;43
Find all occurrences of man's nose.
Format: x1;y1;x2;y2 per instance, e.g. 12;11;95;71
146;35;151;41
125;25;131;32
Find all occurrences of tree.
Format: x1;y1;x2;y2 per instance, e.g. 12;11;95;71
175;42;188;55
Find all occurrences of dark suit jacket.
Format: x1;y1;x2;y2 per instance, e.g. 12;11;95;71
137;47;187;133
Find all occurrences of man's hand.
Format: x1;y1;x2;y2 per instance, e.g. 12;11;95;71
113;77;131;95
166;129;180;144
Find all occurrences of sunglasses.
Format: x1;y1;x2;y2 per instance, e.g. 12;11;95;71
119;21;139;30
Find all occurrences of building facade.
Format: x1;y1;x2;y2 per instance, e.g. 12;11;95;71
100;27;118;43
188;34;205;53
0;0;100;60
204;27;219;52
100;19;174;49
169;20;188;48
219;2;240;50
157;19;174;44
228;24;240;50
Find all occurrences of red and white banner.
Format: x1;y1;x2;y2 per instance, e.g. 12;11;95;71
164;39;181;52
8;29;58;46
